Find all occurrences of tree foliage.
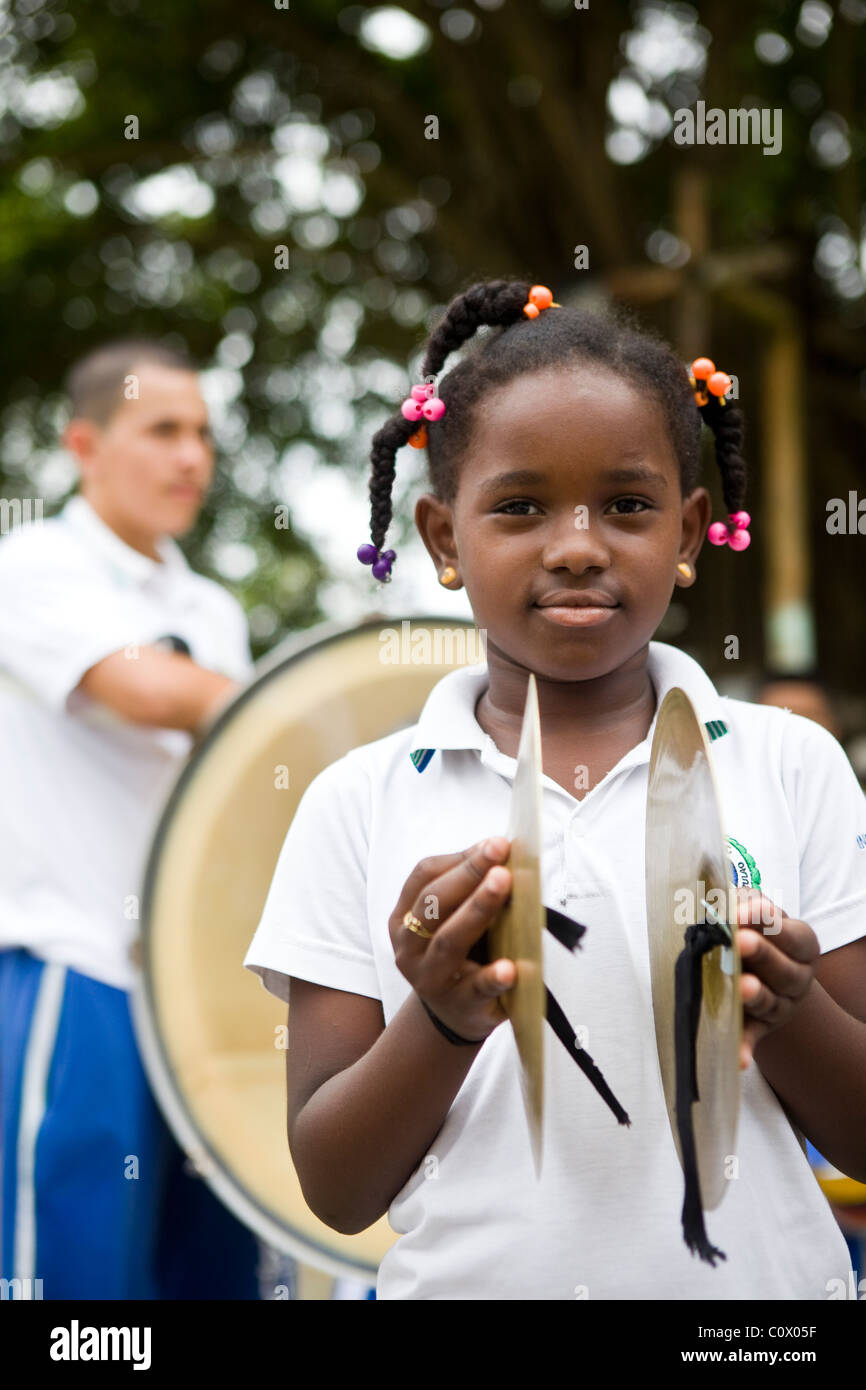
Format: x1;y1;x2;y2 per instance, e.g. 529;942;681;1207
0;0;863;679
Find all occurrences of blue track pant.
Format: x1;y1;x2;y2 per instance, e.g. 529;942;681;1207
0;947;260;1300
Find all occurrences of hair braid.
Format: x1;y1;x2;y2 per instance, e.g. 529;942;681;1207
698;395;747;516
361;280;533;568
420;280;529;379
368;414;417;554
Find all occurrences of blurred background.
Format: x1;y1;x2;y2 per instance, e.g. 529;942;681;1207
0;0;864;742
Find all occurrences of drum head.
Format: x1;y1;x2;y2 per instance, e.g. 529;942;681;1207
133;616;482;1281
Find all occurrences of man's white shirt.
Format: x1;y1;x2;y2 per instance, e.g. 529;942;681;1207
245;640;866;1300
0;494;253;990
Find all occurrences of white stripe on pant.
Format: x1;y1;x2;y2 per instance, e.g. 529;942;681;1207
13;962;66;1291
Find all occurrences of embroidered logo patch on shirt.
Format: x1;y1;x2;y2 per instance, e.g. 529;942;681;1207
410;747;435;774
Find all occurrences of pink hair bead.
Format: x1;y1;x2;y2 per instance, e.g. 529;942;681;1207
708;510;751;549
401;380;445;425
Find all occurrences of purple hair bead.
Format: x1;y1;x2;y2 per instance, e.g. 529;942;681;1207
358;543;397;580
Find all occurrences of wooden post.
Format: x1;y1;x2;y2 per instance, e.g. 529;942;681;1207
762;324;814;670
717;285;814;670
672;167;709;359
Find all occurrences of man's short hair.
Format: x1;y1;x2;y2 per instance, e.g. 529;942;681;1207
63;338;197;426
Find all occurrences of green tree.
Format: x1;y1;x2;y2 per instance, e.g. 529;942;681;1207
1;0;863;687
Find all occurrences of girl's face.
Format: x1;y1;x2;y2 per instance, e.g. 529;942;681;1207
417;364;711;683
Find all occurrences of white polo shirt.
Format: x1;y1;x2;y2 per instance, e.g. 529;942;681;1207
244;640;866;1300
0;494;253;990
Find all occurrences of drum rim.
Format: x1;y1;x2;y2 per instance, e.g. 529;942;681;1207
135;612;478;1280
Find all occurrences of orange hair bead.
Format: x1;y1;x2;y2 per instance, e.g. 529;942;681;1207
409;424;428;448
523;302;540;318
707;371;732;397
528;284;554;310
690;357;715;381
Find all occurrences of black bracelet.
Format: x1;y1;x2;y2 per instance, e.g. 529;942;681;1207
420;998;485;1047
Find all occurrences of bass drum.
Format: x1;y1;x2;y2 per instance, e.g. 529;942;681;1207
132;615;481;1284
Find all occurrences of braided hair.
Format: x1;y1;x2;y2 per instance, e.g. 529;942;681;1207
361;279;748;579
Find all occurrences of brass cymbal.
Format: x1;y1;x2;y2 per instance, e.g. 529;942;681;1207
646;686;741;1210
487;672;546;1171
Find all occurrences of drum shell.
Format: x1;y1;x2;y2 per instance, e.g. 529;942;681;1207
133;615;484;1281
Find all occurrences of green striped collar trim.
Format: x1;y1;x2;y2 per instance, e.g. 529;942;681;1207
410;747;436;773
704;719;729;742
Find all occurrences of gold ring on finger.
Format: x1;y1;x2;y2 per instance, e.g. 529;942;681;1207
403;911;435;940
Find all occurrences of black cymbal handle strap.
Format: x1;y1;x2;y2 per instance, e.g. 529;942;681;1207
674;921;731;1266
545;986;631;1126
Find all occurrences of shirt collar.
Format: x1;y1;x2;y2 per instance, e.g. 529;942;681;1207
59;493;189;585
408;642;729;770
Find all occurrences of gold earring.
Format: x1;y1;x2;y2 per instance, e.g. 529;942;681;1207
439;566;458;587
677;562;692;579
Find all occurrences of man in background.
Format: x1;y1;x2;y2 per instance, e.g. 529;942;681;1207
757;668;843;740
0;339;261;1298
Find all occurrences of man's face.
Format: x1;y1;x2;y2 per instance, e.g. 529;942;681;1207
758;681;841;738
71;362;214;539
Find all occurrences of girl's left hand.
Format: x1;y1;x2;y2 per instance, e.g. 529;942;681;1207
734;888;820;1070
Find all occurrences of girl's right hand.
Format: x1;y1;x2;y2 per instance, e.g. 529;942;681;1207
388;836;516;1043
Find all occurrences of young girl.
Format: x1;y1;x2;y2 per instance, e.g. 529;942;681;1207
245;279;866;1300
